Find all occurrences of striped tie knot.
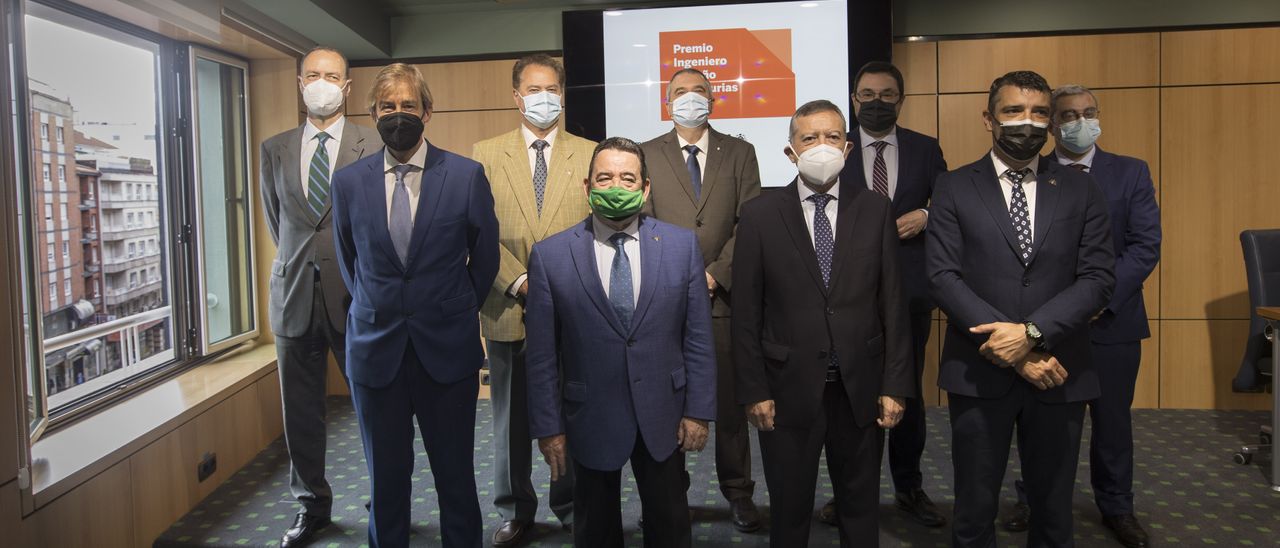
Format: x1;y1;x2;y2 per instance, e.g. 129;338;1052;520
315;131;331;145
870;140;889;153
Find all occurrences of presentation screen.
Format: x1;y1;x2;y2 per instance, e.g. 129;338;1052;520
601;0;849;187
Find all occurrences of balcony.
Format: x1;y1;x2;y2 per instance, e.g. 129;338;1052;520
102;252;160;273
80;233;98;244
103;279;162;306
98;196;154;209
100;224;159;241
83;264;101;276
79;200;96;210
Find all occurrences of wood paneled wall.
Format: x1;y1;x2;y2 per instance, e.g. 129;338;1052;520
895;25;1280;409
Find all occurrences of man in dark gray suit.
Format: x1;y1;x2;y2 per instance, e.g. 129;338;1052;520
258;46;380;548
640;67;762;532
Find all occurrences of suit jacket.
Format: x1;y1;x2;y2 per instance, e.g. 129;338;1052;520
732;179;914;428
926;155;1114;403
331;142;500;388
640;127;761;316
839;125;947;315
259;121;380;337
471;128;595;342
525;216;716;471
1047;148;1160;344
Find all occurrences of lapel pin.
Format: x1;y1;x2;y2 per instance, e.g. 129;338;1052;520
653;235;660;241
1048;178;1057;186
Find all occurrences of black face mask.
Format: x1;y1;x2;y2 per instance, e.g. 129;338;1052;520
856;99;899;133
376;112;424;152
994;122;1048;162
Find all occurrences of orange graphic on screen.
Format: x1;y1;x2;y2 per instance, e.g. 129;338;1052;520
660;28;795;120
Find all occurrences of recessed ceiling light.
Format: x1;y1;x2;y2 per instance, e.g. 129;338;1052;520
800;2;820;7
633;43;647;48
604;10;623;16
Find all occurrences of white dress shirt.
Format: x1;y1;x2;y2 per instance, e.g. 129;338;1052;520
991;150;1039;240
1054;145;1096;173
859;126;899;197
796;177;841;247
677;129;711;182
383;140;429;226
592;215;642;306
522;125;558;175
300;116;345;197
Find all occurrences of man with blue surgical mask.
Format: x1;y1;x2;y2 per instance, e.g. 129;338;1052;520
471;53;596;548
640;67;763;533
1001;84;1160;548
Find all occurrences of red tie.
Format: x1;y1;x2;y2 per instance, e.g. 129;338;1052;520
870;141;890;197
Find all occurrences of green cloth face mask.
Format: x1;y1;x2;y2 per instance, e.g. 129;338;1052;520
588;186;645;220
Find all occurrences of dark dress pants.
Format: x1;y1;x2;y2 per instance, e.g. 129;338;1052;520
950;381;1085;548
349;342;483;548
760;381;882;548
886;310;933;492
573;432;692;548
711;315;756;501
274;280;346;517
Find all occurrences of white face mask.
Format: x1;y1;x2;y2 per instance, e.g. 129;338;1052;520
670;92;710;128
1057;118;1102;154
301;80;345;117
521;91;562;129
795;144;846;186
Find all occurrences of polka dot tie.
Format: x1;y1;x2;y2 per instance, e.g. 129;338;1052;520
532;139;549;215
1006;168;1033;265
808;193;835;288
608;232;634;330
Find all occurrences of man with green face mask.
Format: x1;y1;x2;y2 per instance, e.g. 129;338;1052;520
525;137;716;548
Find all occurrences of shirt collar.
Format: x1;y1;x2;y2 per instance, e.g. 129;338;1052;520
676;127;711;153
858;125;898;148
302;116;345;144
796;175;841;203
521;125;558;150
592;214;641;243
1054;146;1096;170
990;149;1039;181
383;139;429;174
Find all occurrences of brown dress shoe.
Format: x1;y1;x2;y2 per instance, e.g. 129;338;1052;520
492;519;531;548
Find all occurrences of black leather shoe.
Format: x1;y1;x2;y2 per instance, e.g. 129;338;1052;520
1102;514;1150;547
817;499;838;526
730;498;762;533
281;513;330;547
492;519;531;548
895;489;946;527
1002;502;1030;532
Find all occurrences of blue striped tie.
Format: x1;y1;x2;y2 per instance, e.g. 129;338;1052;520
306;131;332;216
608;232;634;330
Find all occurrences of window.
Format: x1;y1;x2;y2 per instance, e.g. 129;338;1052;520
56;126;63;143
126;212;134;228
128;271;137;288
63;278;70;297
127;242;135;258
43;203;51;223
46;243;54;268
48;282;56;307
42;162;49;180
57;164;64;181
40;122;48;140
60;241;68;259
59;203;67;225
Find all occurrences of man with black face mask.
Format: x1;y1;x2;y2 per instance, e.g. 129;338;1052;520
925;70;1114;548
817;60;948;530
331;62;499;548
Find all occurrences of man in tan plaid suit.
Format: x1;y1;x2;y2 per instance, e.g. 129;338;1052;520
470;53;596;548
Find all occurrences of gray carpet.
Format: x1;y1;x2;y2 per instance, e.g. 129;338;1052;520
154;398;1280;547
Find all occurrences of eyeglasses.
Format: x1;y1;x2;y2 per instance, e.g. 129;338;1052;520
854;90;902;103
1057;108;1099;123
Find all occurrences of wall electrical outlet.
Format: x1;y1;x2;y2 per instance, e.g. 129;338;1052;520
197;452;217;482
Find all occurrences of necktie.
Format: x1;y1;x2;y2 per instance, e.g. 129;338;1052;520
1006;168;1033;265
807;193;835;288
532;139;549;215
390;164;414;265
608;232;635;330
306;131;332;216
1068;162;1088;172
684;144;702;201
870;140;890;197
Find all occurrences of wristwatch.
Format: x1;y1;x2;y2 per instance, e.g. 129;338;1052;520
1024;321;1046;351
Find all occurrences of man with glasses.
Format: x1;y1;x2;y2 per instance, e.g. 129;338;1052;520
818;61;948;529
1001;84;1160;548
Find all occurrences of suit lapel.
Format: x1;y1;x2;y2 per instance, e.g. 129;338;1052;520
971;157;1023;262
360;153;403;270
537;136;581;238
405;143;447;268
658;130;697;205
1028;161;1062;264
827;179;859;289
777;180;828;294
282;128;320;226
629;219;663;334
696;129;726;212
500;131;540;236
571;220;626;337
318;124;371;223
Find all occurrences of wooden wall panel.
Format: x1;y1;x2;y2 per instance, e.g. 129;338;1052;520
937;93;994;168
191;385;265;501
898;95;938;139
19;460;133;547
1160;84;1280;320
130;421;199;548
1133;321;1160;409
349;109;532;162
938;33;1159;93
256;371;284;445
892;41;938;95
348;59;520;116
1159;320;1270;409
1161;27;1280;86
922;319;942;406
326;356;350;397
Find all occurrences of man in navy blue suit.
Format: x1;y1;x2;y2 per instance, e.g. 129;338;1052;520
525;137;716;548
1002;84;1160;548
819;60;949;529
331;63;499;548
926;70;1114;548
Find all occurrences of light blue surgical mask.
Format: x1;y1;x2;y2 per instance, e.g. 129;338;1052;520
521;91;562;129
670;92;710;128
1057;118;1101;154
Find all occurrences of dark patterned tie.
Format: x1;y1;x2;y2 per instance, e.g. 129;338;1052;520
870;140;890;197
807;193;835;287
684;144;702;201
390;164;414;265
1006;168;1033;265
1068;162;1088;172
306;131;331;216
608;232;634;330
532;139;549;215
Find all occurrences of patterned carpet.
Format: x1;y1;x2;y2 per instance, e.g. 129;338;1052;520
155;398;1280;547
